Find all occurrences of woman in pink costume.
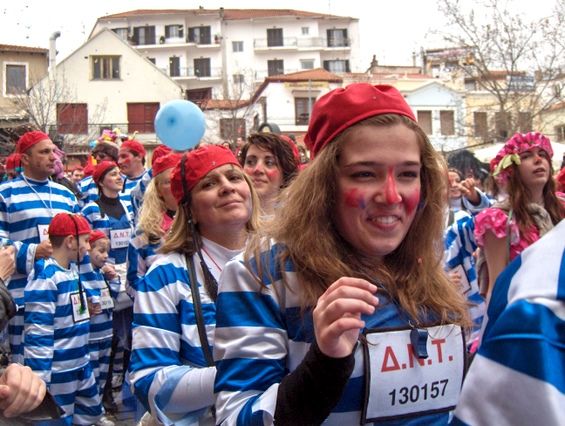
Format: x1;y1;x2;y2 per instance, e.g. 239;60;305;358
474;132;565;303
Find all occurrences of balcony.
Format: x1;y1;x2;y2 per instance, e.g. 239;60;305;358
253;37;349;51
160;66;224;81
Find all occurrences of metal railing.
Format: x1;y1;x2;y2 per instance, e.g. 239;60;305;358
253;37;350;49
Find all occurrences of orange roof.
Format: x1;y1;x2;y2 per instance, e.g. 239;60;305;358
203;99;252;111
100;8;351;21
0;44;48;54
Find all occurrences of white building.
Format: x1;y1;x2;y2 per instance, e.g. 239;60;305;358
89;8;362;103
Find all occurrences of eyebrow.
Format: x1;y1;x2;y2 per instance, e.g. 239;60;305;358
344;160;421;168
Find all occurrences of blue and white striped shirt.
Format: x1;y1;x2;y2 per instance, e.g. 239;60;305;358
214;240;453;425
453;218;565;425
0;175;78;307
130;238;242;424
24;257;90;385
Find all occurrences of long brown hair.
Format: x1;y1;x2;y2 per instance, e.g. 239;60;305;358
244;114;471;328
505;162;565;243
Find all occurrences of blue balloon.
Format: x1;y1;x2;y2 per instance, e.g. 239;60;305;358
154;100;206;150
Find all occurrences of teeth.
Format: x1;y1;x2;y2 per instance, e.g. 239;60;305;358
372;216;397;224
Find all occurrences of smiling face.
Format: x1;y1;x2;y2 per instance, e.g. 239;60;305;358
21;139;57;180
189;164;252;241
243;144;284;203
334;124;421;259
99;166;123;196
517;147;551;193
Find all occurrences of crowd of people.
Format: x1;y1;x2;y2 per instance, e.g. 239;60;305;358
0;83;563;425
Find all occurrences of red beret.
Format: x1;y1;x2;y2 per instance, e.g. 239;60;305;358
89;230;109;245
304;84;416;158
49;213;91;236
170;145;241;204
5;153;21;169
71;165;84;172
16;131;51;154
120;140;146;157
153;153;182;177
92;161;119;185
152;145;173;166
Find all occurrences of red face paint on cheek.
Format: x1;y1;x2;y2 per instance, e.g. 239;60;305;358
404;190;421;216
344;188;367;209
385;167;402;204
243;166;254;175
266;169;279;181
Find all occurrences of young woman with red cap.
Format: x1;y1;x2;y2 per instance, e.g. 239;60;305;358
129;145;261;425
214;84;472;425
239;132;300;218
474;132;565;304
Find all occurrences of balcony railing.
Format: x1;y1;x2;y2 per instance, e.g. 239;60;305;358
253;37;349;50
160;67;223;79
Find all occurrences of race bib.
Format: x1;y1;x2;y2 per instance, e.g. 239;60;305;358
100;288;114;310
70;291;90;323
110;228;131;250
362;324;465;423
37;224;49;242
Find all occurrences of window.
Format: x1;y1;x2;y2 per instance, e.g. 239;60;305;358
494;112;510;140
57;103;88;134
132;26;156;45
5;64;26;95
327;29;349;47
302;27;309;35
474;112;488;138
445;60;459;72
517;112;532;133
220;118;246;140
194;58;211;78
232;41;244;52
267;59;284;76
112;28;129;41
92;56;120;79
165;25;184;39
233;74;244;85
555;125;565;142
186;88;212;109
300;59;314;70
440;110;455;136
267;28;283;47
464;78;476;91
418;111;432;135
169;57;180;77
128;103;159;133
295;98;316;125
188;26;211;44
323;60;350;73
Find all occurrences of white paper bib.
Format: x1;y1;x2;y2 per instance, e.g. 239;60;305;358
362;324;465;423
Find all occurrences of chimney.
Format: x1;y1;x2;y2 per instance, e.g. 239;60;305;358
49;31;61;79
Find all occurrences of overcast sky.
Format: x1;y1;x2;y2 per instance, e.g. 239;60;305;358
1;0;555;68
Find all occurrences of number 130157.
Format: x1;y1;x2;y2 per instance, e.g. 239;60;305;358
389;379;448;406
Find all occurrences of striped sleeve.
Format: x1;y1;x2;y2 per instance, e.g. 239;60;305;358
214;245;288;426
453;220;565;424
129;253;216;420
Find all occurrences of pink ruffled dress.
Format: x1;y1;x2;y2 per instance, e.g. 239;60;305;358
474;208;539;263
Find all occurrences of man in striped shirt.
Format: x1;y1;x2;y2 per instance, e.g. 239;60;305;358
0;131;79;364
